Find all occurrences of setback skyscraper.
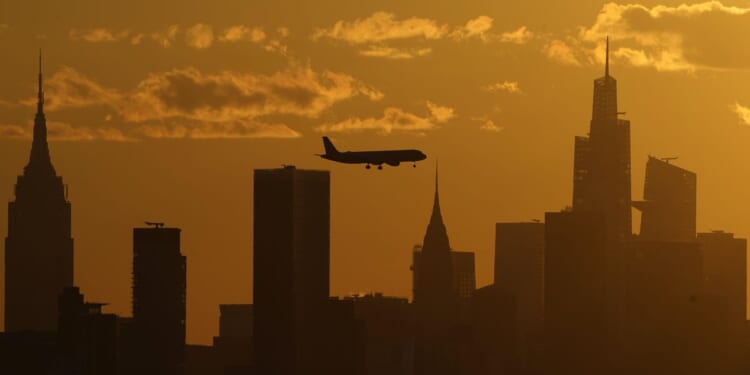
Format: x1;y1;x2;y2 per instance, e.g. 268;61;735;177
412;169;461;375
572;38;632;243
570;39;632;362
5;52;74;332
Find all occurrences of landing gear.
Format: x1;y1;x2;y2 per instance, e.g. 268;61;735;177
413;163;417;168
377;165;383;170
366;164;371;169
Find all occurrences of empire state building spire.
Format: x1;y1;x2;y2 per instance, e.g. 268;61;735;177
25;49;55;176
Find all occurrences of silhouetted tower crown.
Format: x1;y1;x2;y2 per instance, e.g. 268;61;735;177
5;51;73;332
591;38;618;126
423;168;450;253
26;50;55;176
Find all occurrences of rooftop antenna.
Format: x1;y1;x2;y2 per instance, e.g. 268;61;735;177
605;36;610;77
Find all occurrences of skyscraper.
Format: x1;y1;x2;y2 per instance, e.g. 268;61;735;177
572;38;632;243
570;39;632;360
253;165;330;375
544;210;608;374
494;222;544;368
131;224;186;375
412;169;460;375
5;52;74;332
697;231;747;324
633;157;696;242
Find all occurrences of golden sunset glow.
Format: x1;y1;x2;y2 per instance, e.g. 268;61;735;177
2;0;750;347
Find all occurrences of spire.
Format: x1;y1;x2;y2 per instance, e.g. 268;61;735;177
423;162;450;252
37;48;44;114
605;36;610;77
25;50;55;176
430;161;443;226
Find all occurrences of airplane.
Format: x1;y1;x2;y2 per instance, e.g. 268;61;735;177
317;136;427;170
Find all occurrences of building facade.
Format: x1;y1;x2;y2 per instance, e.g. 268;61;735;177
132;225;186;375
253;166;330;374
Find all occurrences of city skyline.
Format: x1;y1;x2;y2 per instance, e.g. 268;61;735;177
3;1;750;346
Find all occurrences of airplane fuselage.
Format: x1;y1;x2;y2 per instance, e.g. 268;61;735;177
321;149;425;165
318;137;427;168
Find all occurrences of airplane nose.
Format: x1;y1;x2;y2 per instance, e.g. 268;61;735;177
420;152;427;160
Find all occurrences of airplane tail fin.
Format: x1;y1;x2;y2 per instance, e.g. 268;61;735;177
322;136;339;155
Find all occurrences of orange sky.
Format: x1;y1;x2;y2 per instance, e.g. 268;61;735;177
2;0;750;344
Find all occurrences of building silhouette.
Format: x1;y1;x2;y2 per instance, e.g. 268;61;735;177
5;52;74;332
412;168;461;375
494;222;545;372
633;156;696;242
213;304;253;374
697;231;747;324
467;284;517;375
569;39;631;364
57;286;118;375
253;165;330;374
345;293;414;375
544;210;609;374
131;224;186;375
572;39;632;243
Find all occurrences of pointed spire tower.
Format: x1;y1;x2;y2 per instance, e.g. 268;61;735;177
591;36;618;125
25;49;55;176
5;51;73;332
422;162;450;252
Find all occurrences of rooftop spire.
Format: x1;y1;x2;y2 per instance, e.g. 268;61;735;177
25;49;55;176
37;49;44;114
423;161;450;252
605;36;610;77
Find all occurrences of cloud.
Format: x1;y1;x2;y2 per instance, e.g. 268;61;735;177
425;101;455;122
277;27;291;38
359;46;431;59
22;66;121;111
151;25;180;47
499;26;534;44
0;121;130;141
316;101;452;134
315;107;437;134
479;119;502;132
0;124;28;138
130;33;145;45
185;23;214;49
120;66;382;123
136;120;301;139
16;65;382;139
732;102;750;126
557;1;750;72
69;28;131;43
472;116;503;132
263;39;289;55
219;25;266;43
312;12;448;44
544;39;583;66
484;81;522;94
314;12;532;58
451;15;494;40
